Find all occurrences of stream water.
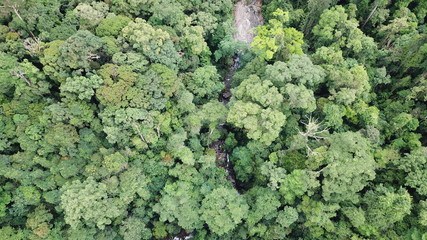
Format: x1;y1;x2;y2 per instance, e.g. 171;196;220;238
172;1;263;239
213;0;264;189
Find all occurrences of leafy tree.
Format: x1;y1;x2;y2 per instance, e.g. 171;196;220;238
279;169;319;204
233;75;283;109
377;7;418;48
283;83;316;112
0;187;11;218
298;195;340;238
40;31;105;82
230;147;254;182
96;15;131;37
260;161;287;190
227;101;286;145
0;52;22;100
395;147;427;196
252;9;304;61
119;217;152;240
387;30;427;75
323;102;346;129
312;5;378;62
58;30;105;72
60;75;103;101
26;205;53;239
245;187;281;226
200;187;249;236
348;185;412;237
184;65;223;104
321;132;376;203
242;186;298;239
227;74;286;145
3;0;62;41
73;2;109;29
121;18;181;69
185;100;227;145
264;54;326;89
60;177;124;229
0;226;28;240
326;64;371;105
153;179;203;231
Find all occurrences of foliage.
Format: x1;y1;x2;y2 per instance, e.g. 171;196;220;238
0;0;426;239
121;18;181;69
60;177;124;229
200;187;249;235
252;9;304;61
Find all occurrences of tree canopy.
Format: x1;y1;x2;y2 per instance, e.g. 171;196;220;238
0;0;426;239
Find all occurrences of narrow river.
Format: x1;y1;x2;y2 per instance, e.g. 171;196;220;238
172;1;263;239
211;0;264;189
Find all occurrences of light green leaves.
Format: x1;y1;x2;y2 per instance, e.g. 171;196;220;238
396;147;427;195
321;132;376;203
200;187;249;235
313;5;377;62
234;75;283;108
227;101;286;145
352;185;412;237
60;177;124;229
121;18;180;68
227;74;286;145
153;180;203;231
60;75;103;101
185;65;223;104
252;9;304;61
265;54;326;89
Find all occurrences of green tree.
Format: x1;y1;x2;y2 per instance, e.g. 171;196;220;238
184;65;223;104
119;217;152;240
321;132;376;203
121;18;180;69
252;9;304;61
264;54;326;89
396;147;427;196
279;169;320;204
58;30;105;72
227;74;286;145
153;180;203;231
227;101;286;145
73;2;109;29
283;83;316;112
60;177;124;229
96;15;131;37
60;75;103;101
354;185;412;237
200;187;249;236
312;5;378;62
0;186;11;218
298;195;340;238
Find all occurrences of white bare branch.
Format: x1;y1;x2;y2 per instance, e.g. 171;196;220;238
11;69;32;87
299;115;329;157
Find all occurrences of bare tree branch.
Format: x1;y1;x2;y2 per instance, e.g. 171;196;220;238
132;122;151;149
1;4;38;42
299;115;329;157
11;69;32;87
361;3;378;29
